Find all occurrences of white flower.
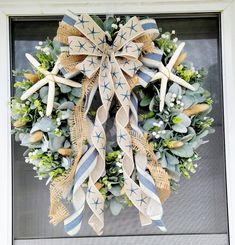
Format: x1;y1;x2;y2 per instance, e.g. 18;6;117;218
116;17;120;22
155;134;160;139
116;161;122;167
176;100;181;105
172;30;176;34
153;122;158;126
39;111;44;117
152;132;157;136
159;121;164;126
173;37;178;43
180;102;184;107
172;93;177;98
38;41;43;45
118;154;122;159
161;34;166;38
188;158;192;162
118;169;123;173
26;101;30;105
33;167;37;170
119;24;123;28
170;103;174;107
111;23;118;29
178;95;182;99
35;46;41;50
38;176;43;180
25;158;29;163
194;164;198;168
197;74;201;78
161;130;166;134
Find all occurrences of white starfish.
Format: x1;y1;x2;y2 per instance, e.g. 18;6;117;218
151;42;196;112
21;53;81;116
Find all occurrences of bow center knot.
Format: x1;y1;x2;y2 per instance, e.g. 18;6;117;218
103;45;114;58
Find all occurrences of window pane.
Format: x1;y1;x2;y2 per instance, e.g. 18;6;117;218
11;14;228;242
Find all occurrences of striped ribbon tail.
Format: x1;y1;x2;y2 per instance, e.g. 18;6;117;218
129;92;166;231
64;146;98;235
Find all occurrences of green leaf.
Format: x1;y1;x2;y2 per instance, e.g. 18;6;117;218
140;95;152;107
91;15;104;30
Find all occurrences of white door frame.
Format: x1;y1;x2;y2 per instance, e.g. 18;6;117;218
1;0;235;244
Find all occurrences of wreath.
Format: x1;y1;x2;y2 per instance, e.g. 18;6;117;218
11;11;214;235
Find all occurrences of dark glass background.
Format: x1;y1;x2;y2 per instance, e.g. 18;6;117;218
11;14;229;244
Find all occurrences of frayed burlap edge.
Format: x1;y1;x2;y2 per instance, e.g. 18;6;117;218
130;130;171;204
49;75;98;225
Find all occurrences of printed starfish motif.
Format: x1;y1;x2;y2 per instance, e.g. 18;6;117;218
151;42;196;112
127;185;138;196
91;198;102;210
136;195;148;206
20;54;81;116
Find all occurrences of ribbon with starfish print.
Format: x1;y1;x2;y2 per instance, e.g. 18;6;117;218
56;10;195;235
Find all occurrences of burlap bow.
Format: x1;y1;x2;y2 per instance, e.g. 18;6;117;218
53;11;171;235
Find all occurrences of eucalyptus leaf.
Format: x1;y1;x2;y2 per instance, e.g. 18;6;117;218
31;117;57;133
182;95;194;108
39;86;48;99
58;101;74;110
71;87;81;97
48;134;65;152
170;143;194;158
159;152;167;168
104;17;115;32
172;123;187;133
109;186;121;197
59;84;72;93
143;118;157;131
165;152;179;165
169;83;182;95
110;199;122;216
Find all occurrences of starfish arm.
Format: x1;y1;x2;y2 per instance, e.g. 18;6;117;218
25;53;49;76
151;72;164;82
54;76;82;88
170;73;196;91
159;76;168;112
46;81;55;116
20;77;48;100
167;42;185;70
51;60;60;75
